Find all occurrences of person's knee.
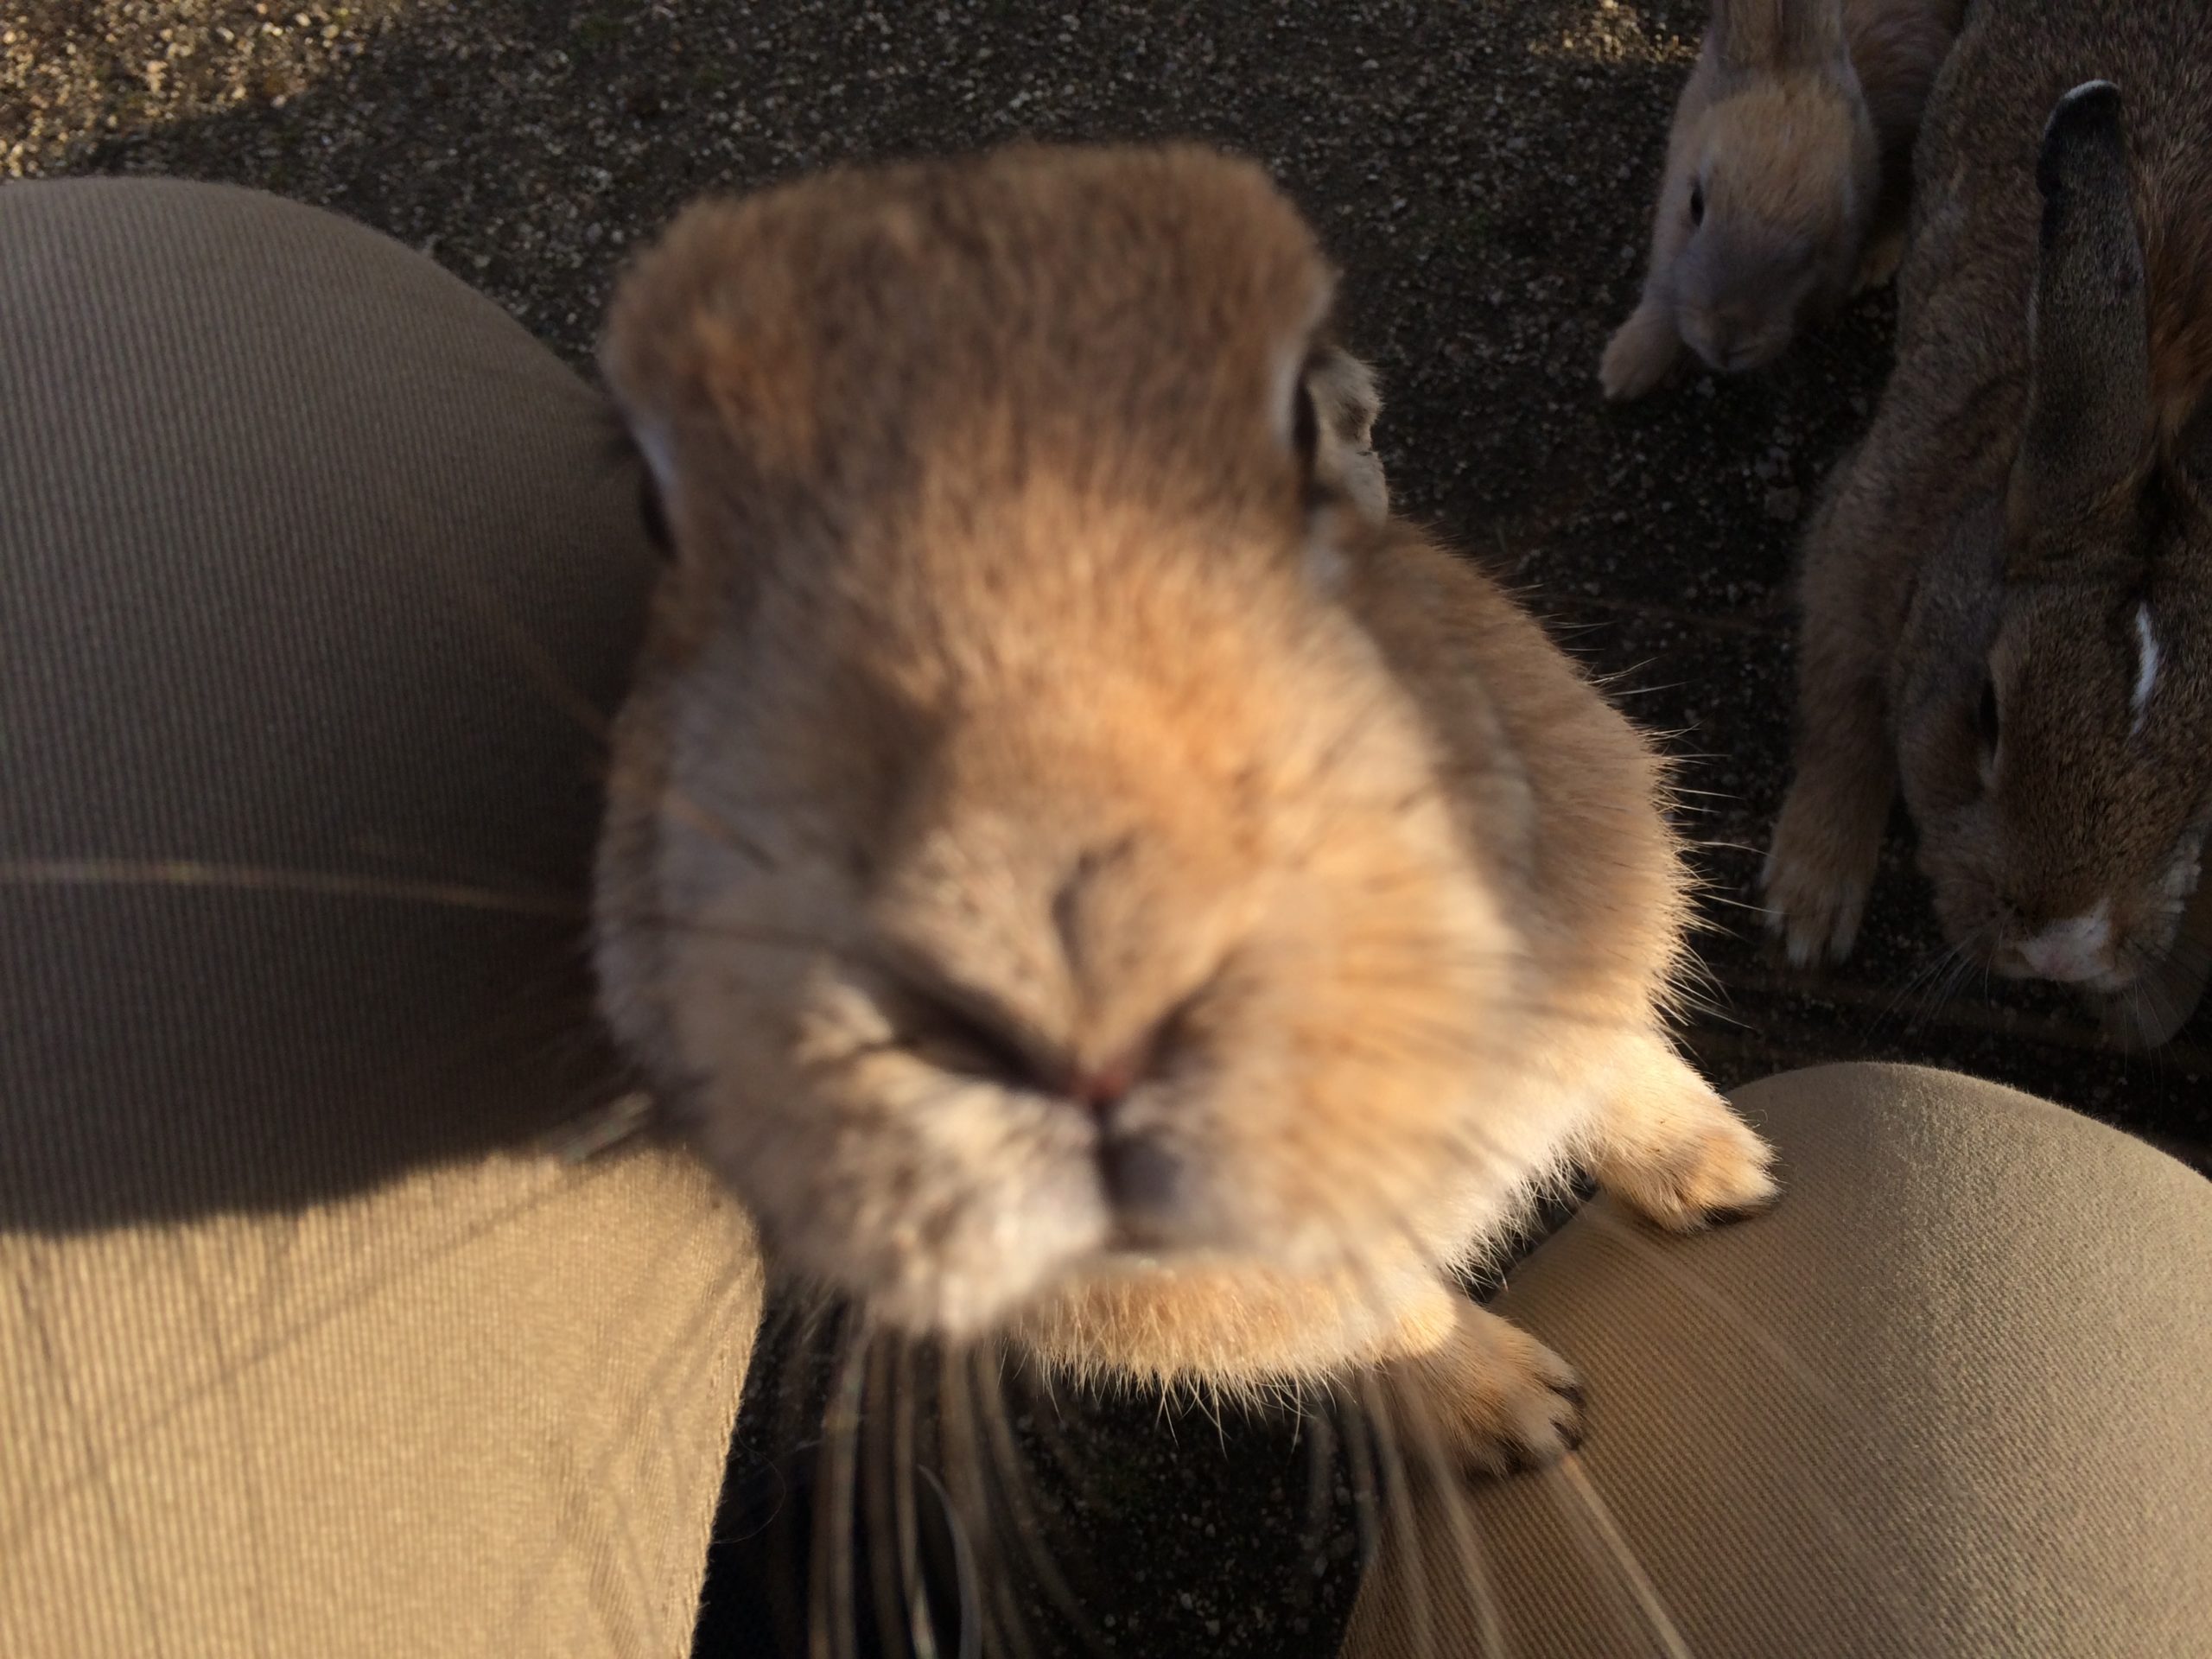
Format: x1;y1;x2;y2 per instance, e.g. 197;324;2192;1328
1730;1060;2202;1219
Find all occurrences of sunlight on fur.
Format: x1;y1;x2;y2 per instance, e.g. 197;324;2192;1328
576;139;1786;1656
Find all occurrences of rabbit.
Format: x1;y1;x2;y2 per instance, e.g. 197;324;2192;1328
593;141;1777;1473
1762;0;2212;1051
1600;0;1967;401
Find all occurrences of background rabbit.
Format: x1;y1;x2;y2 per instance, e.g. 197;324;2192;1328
594;142;1776;1474
1601;0;1966;401
1764;0;2212;1049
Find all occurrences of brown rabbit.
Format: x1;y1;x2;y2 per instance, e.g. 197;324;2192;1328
1601;0;1965;401
595;143;1776;1471
1764;0;2212;1049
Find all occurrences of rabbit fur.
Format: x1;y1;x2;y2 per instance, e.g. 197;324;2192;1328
594;143;1777;1471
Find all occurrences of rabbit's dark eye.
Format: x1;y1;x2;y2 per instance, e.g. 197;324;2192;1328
1688;181;1707;227
1976;672;2001;753
893;971;1045;1094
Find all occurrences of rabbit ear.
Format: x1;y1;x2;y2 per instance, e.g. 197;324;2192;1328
1711;0;1846;76
2007;81;2154;571
1308;345;1382;451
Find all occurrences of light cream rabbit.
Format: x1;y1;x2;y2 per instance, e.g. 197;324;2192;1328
1601;0;1965;400
596;143;1776;1471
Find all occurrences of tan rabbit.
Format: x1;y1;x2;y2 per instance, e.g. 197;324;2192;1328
1600;0;1965;401
1764;0;2212;1050
594;143;1776;1472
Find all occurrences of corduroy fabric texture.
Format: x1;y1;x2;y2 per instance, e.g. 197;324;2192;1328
0;178;760;1659
1339;1062;2212;1659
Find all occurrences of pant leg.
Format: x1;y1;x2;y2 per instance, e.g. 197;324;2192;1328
0;178;760;1658
1339;1063;2212;1659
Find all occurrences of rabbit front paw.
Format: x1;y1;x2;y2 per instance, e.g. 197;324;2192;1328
1853;223;1908;293
1605;1106;1778;1231
1599;300;1683;402
1762;786;1881;967
1598;1054;1779;1231
1380;1300;1585;1477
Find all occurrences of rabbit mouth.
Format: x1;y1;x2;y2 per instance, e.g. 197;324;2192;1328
1993;945;2136;994
1993;899;2133;989
1676;301;1793;375
1688;330;1789;375
784;1095;1307;1339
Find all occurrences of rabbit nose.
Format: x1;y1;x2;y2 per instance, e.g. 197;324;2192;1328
1055;1029;1161;1120
1683;312;1745;372
1707;316;1758;360
2012;901;2115;982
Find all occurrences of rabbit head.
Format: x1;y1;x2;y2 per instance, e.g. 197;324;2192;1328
594;146;1534;1338
1897;83;2212;995
1669;0;1882;373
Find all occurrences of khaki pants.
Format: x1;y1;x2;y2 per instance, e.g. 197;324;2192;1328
3;180;2206;1658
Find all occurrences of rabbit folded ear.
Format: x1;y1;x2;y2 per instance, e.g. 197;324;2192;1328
1711;0;1847;77
2007;81;2154;572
